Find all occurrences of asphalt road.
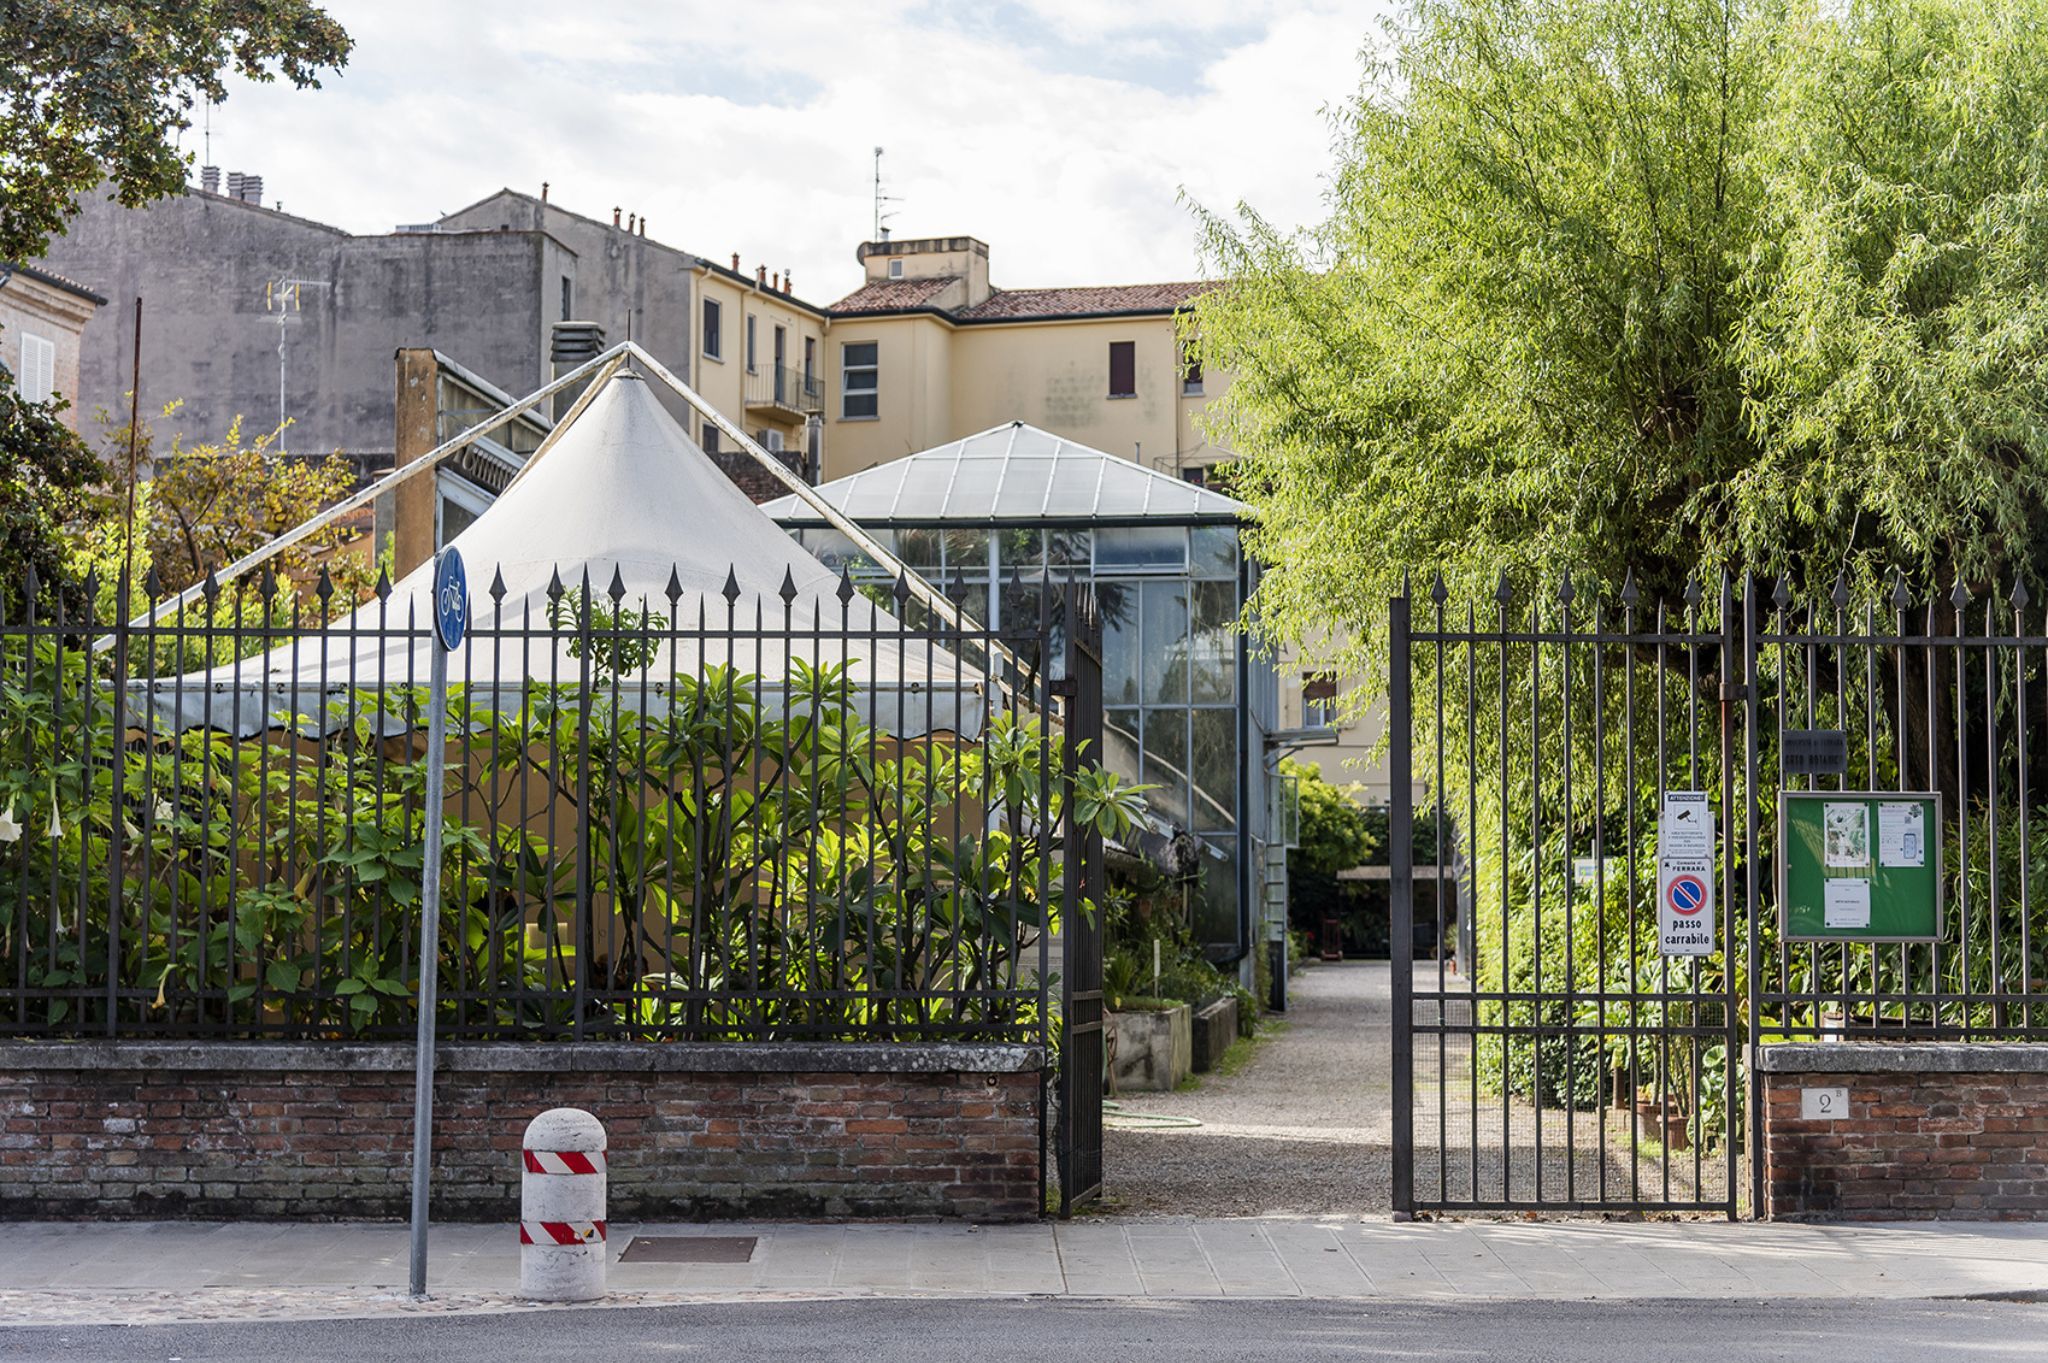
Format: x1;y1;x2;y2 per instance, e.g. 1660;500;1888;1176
3;1297;2043;1362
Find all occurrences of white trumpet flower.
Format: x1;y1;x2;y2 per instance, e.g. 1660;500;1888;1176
0;807;19;844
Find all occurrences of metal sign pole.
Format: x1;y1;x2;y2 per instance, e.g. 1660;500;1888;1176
410;548;465;1299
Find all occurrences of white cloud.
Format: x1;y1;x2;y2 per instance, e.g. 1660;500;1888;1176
201;0;1392;301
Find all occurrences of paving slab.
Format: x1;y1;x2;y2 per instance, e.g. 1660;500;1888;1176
1;1216;2045;1326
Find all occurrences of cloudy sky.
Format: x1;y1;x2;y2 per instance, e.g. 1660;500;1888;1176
197;1;1392;305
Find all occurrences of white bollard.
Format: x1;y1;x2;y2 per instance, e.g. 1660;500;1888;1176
519;1107;608;1301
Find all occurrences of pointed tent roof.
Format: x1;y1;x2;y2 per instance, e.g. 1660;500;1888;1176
761;421;1247;526
135;371;981;737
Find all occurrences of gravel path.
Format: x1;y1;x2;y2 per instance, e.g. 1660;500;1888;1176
1100;960;1393;1217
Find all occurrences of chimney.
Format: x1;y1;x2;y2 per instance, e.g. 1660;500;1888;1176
638;217;646;237
756;264;767;288
200;165;220;194
226;170;245;200
240;173;264;205
731;252;740;271
612;207;622;228
784;268;793;293
627;213;636;234
771;272;780;292
541;181;550;204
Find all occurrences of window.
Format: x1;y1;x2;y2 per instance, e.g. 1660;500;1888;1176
1180;335;1204;395
842;341;878;419
745;313;757;372
1181;465;1208;487
888;258;904;279
560;275;573;322
702;298;723;360
702;422;721;455
16;332;54;404
1303;674;1338;728
1108;340;1136;398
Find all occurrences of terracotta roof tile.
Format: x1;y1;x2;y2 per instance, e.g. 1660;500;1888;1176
955;281;1211;320
828;275;960;314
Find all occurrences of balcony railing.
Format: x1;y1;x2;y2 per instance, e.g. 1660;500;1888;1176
745;363;826;415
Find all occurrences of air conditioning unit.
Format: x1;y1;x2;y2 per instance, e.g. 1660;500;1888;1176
762;430;786;454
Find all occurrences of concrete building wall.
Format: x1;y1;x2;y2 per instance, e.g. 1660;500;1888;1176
0;270;101;429
41;186;560;463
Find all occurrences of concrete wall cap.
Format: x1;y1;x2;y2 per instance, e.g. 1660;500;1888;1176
0;1039;1046;1075
1758;1042;2048;1074
524;1107;606;1152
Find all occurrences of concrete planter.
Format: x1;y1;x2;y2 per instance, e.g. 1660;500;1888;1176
1190;996;1239;1073
1109;1005;1192;1093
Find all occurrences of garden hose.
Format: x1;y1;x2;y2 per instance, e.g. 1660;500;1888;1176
1102;1101;1204;1130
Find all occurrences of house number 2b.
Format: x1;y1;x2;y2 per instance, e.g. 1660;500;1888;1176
1800;1086;1849;1120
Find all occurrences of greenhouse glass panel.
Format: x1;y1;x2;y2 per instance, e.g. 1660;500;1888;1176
1192;842;1240;946
1191;708;1237;828
1103;581;1141;706
1142;581;1191;705
1191;526;1238;579
1096;526;1187;573
1142;705;1192;828
1189;581;1238;704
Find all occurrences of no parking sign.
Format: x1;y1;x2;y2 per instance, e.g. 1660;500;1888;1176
1658;856;1716;957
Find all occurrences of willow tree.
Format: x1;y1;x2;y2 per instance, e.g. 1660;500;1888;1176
1194;0;2048;1074
1196;0;2048;687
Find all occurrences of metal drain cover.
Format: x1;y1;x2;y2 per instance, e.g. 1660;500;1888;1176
618;1235;759;1264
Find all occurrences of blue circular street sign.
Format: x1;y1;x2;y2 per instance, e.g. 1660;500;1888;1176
1668;874;1706;916
433;548;468;652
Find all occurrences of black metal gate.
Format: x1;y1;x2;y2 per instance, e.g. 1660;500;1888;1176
1391;576;1743;1216
1392;571;2048;1218
1057;586;1106;1215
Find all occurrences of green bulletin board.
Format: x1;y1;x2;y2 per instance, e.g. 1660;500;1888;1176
1779;791;1944;942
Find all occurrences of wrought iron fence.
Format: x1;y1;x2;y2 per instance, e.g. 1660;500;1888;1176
1;563;1119;1047
1391;572;2048;1217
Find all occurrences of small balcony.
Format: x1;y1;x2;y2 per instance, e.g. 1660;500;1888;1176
745;363;826;418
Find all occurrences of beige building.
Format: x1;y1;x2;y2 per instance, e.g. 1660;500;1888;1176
686;255;830;474
0;262;105;428
820;236;1222;483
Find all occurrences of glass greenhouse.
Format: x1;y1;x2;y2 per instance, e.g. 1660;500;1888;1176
765;422;1279;960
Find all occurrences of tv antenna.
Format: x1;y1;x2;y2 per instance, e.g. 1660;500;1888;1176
266;275;328;450
872;146;901;241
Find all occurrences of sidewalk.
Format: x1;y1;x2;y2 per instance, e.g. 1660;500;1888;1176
4;1217;2046;1325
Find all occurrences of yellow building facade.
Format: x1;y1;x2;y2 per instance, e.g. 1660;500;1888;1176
820;237;1224;483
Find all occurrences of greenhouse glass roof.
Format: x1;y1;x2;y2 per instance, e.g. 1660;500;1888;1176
761;421;1248;527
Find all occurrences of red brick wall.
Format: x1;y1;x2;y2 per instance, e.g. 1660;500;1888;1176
1763;1070;2048;1221
0;1045;1042;1223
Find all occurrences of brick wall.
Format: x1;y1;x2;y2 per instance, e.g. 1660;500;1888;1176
1761;1045;2048;1221
0;1042;1042;1223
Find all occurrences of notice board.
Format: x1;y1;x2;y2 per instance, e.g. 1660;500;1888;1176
1779;790;1944;942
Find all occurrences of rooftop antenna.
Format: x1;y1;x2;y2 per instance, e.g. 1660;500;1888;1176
265;274;328;451
872;146;900;242
203;100;213;165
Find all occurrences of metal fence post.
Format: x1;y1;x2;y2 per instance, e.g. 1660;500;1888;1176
1742;575;1764;1218
1389;583;1415;1221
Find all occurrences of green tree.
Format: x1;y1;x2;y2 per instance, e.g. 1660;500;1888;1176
1283;758;1378;879
1;1;351;261
1194;0;2048;690
0;367;102;618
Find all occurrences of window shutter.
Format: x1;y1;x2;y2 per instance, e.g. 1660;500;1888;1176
19;334;56;404
1108;341;1136;398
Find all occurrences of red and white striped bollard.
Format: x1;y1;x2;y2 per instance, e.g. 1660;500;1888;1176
519;1107;608;1300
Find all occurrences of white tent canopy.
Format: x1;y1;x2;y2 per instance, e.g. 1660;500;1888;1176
131;370;986;738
